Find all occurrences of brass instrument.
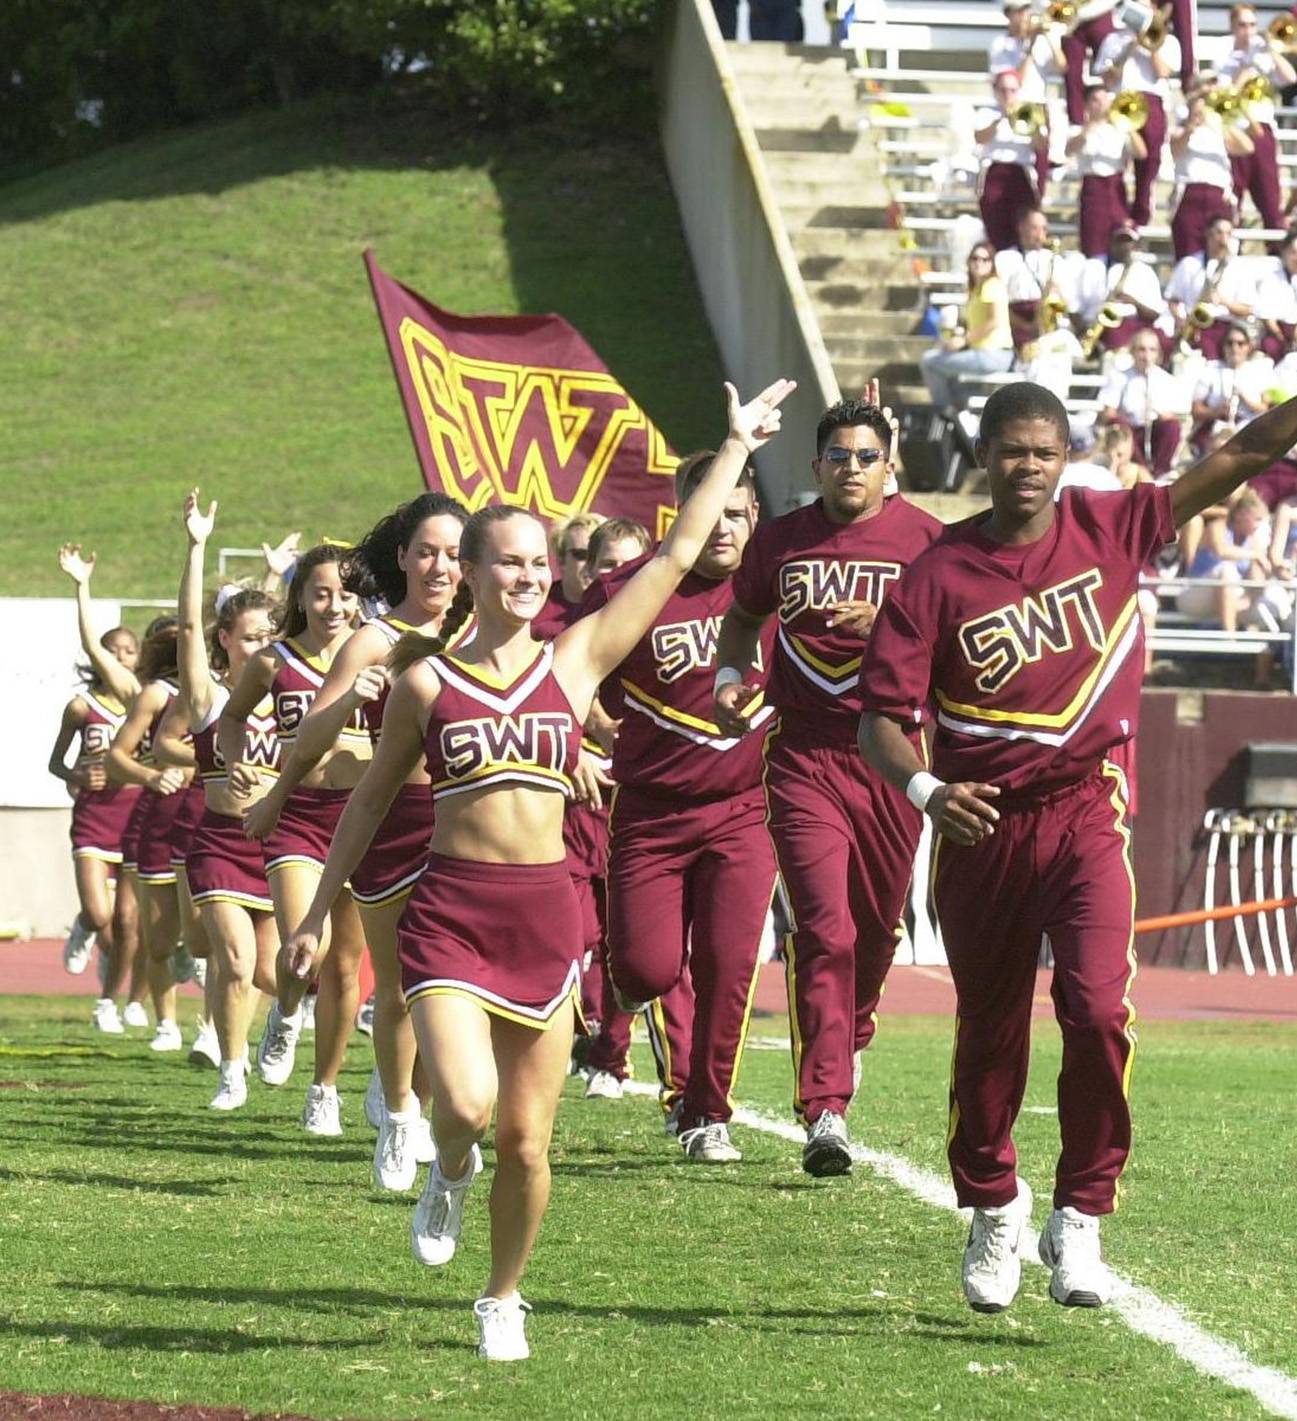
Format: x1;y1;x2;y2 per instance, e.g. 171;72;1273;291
1181;257;1228;352
1045;0;1078;23
1138;7;1169;51
1268;14;1297;51
1080;262;1134;360
1204;86;1247;131
1039;239;1069;335
1111;90;1150;133
1010;101;1048;137
1239;73;1275;122
1116;0;1169;51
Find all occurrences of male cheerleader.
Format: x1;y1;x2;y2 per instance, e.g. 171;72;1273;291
857;380;1297;1313
589;452;777;1162
713;399;942;1176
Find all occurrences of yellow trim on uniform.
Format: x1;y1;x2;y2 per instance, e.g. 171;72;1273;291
619;678;766;738
404;980;577;1031
442;645;544;690
786;632;862;681
1100;757;1139;1211
433;761;572;794
648;997;680;1102
285;636;331;674
351;880;419;909
192;891;274;912
935;597;1137;729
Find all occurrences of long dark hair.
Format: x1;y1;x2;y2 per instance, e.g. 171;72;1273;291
274;543;347;640
136;615;180;685
389;505;531;677
208;587;278;671
342;493;468;606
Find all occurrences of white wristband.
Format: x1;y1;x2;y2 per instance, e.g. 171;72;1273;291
713;665;743;697
905;770;944;813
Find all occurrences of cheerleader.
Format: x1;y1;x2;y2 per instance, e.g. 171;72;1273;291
282;378;793;1362
223;543;369;1136
252;493;467;1183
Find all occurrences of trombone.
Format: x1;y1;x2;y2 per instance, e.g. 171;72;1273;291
1269;14;1297;53
1010;101;1048;137
1111;90;1150;133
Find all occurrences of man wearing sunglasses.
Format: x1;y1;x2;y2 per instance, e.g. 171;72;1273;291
712;398;942;1177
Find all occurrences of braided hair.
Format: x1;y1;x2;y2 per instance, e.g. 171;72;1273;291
342;493;468;606
388;505;533;677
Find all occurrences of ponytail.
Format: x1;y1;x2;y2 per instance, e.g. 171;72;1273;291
388;582;475;677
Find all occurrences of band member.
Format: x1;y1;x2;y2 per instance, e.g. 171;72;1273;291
714;397;942;1176
996;208;1079;350
282;378;795;1361
225;544;369;1137
1217;3;1294;231
589;452;776;1162
1166;214;1258;360
1076;224;1168;353
1064;88;1145;258
1094;16;1179;226
254;494;467;1180
1190;324;1274;450
1061;0;1119;124
858;380;1297;1312
1257;229;1297;359
990;0;1068;188
975;71;1049;252
1169;85;1249;263
1099;328;1189;475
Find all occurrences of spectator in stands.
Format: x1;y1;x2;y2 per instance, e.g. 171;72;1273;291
1166;214;1258;360
1256;230;1297;358
1065;87;1146;257
975;71;1050;251
919;242;1015;417
989;0;1068;193
1177;488;1273;633
1191;324;1274;451
1169;85;1249;262
1057;425;1123;493
1094;11;1180;227
1216;3;1294;231
1099;421;1154;487
1077;223;1167;352
1062;0;1119;124
995;207;1079;348
711;0;802;41
1099;328;1187;475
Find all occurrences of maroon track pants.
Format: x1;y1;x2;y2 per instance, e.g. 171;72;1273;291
934;764;1138;1216
606;785;774;1125
1127;94;1166;229
1231;125;1284;233
1079;174;1129;259
1062;12;1117;123
764;723;922;1125
979;163;1037;252
1171;183;1234;263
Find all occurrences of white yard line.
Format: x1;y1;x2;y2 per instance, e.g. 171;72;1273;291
622;1082;1297;1420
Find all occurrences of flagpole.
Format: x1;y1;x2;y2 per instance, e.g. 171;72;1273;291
362;248;432;489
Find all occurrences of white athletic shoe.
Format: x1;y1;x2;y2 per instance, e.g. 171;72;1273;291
149;1019;183;1053
373;1107;420;1191
475;1292;531;1362
584;1069;623;1100
256;1002;301;1086
1039;1206;1113;1308
413;1116;437;1165
302;1083;342;1137
188;1021;221;1069
963;1181;1034;1314
802;1110;852;1177
209;1060;248;1112
355;995;375;1037
190;955;207;990
411;1145;483;1267
300;994;316;1032
679;1120;742;1163
171;943;197;985
364;1067;385;1130
92;998;124;1035
63;920;93;975
122;1001;149;1028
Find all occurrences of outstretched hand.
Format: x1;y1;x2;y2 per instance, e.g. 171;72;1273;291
714;681;761;739
262;531;301;578
726;378;797;454
184;487;217;545
862;378;900;467
58;544;96;586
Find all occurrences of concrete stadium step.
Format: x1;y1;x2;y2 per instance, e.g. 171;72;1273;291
805;280;926;316
782;202;901;232
761;150;885;182
754;123;872;155
801;255;925;289
723;41;848;76
824;332;931;362
834;369;928;404
792;227;909;259
818;308;926;335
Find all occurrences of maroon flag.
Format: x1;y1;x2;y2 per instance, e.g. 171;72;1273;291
364;251;678;539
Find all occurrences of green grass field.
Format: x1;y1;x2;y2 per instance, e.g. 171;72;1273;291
1;996;1293;1418
0;98;723;602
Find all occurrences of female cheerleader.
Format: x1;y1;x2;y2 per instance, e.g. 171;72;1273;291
249;493;467;1186
57;545;157;1029
222;543;368;1136
168;491;280;1108
47;624;140;1029
284;379;792;1361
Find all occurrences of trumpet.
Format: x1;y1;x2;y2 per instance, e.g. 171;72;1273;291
1010;101;1048;137
1269;14;1297;51
1204;87;1248;131
1239;73;1275;120
1111;90;1150;133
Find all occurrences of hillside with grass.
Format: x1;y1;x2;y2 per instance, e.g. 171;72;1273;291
0;95;723;600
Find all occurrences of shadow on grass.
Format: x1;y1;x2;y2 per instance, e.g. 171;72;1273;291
59;1283;1051;1347
0;1315;374;1355
0;1129;356;1164
0;1167;237;1198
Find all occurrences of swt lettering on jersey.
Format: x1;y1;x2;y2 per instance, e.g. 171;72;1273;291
651;615;766;684
958;569;1106;694
440;712;573;779
275;689;313;736
82;725;114;756
777;560;902;621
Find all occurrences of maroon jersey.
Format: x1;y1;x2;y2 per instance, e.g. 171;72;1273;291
424;642;581;805
192;685;280;782
364;613;474;743
270;639;367;750
584;559;776;800
859;484;1176;793
137;678;179;764
732;496;943;740
531;584;579;641
79;689;127;759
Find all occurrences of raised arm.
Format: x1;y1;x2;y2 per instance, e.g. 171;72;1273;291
58;544;140;705
48;699;98;793
280;666;434;978
178;490;218;726
554;379;794;707
1171;395;1297;526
